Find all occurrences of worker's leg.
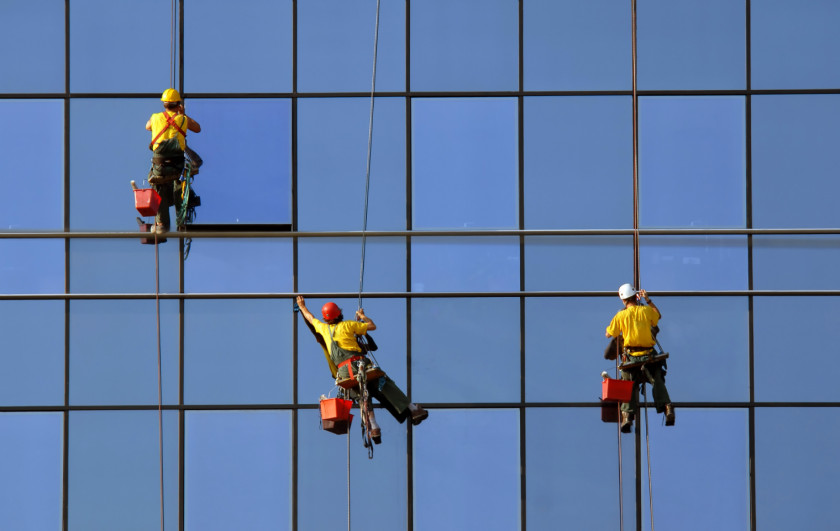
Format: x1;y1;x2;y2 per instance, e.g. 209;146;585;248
368;376;411;423
619;369;639;416
152;181;174;232
648;364;672;413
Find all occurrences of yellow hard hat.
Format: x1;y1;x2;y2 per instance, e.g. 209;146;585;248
161;88;181;102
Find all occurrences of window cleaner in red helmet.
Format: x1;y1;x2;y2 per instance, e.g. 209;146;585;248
296;296;429;444
605;284;674;433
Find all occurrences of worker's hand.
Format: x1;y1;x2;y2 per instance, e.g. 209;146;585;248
295;295;306;308
638;289;650;302
355;308;366;321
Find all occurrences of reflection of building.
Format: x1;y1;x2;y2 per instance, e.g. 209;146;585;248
1;2;839;529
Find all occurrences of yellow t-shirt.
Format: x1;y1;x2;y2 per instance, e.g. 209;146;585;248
149;111;189;150
311;319;369;356
606;305;660;349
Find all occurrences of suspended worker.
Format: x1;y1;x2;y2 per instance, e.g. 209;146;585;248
605;284;675;433
296;296;428;443
144;88;202;234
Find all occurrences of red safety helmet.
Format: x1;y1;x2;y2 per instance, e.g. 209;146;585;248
321;302;341;321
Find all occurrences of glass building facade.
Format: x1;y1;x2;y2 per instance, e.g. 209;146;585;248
1;1;839;529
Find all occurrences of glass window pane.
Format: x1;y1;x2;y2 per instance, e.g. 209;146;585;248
524;0;629;91
639;96;746;228
184;300;293;405
643;409;749;530
70;99;158;231
0;100;63;229
412;98;518;229
412;299;519;403
185;0;292;92
183;99;291;224
525;236;633;292
754;297;840;402
752;236;840;290
526;408;621;528
298;237;404;294
0;0;64;93
0;413;63;530
298;0;405;92
70;239;180;294
297;298;406;405
756;407;840;530
410;0;517;91
69;411;178;531
297;98;405;231
751;95;840;228
637;0;745;90
298;409;407;531
640;236;748;291
412;237;519;293
0;301;64;406
184;239;293;293
413;409;520;530
752;0;840;89
0;239;64;294
524;96;632;229
70;0;172;93
70;300;179;406
185;411;292;530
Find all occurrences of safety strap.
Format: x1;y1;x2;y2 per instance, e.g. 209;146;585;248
338;356;363;380
149;111;188;150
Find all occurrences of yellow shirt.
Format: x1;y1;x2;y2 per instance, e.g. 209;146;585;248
149;111;189;150
311;319;369;355
606;305;660;349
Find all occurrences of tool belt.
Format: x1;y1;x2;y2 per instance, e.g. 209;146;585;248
625;346;654;354
337;355;366;380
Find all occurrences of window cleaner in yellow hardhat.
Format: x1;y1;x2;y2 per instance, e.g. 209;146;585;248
144;88;202;234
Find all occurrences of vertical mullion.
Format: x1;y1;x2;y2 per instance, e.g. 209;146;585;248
178;2;186;530
290;2;300;531
517;1;527;531
62;1;71;530
405;3;414;531
745;2;757;530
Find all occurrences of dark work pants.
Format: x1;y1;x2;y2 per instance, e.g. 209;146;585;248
620;361;671;416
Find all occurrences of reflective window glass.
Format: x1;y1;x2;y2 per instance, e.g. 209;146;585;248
752;236;840;290
524;0;629;91
639;96;746;228
70;99;158;231
0;0;64;93
751;0;840;89
525;237;633;292
70;238;180;294
298;409;406;530
413;409;520;530
751;95;840;228
756;407;840;530
297;98;405;231
70;0;173;93
526;408;621;528
184;300;293;405
0;100;63;230
69;411;178;530
526;297;630;402
297;298;406;405
754;297;840;402
298;237;405;294
412;98;518;229
184;0;292;93
185;410;292;530
639;236;749;291
297;0;405;92
412;299;519;403
0;239;64;294
185;239;293;293
637;0;746;90
410;0;517;91
524;96;632;229
412;237;519;293
0;413;63;530
642;409;749;530
0;301;64;406
184;99;291;224
70;300;179;406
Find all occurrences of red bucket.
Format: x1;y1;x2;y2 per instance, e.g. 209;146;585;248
322;414;354;435
600;400;620;423
134;188;161;216
602;378;633;403
320;397;353;422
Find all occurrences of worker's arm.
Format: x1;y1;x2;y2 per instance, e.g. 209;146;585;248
295;296;316;326
355;308;376;332
179;104;201;132
145;119;152;131
639;289;661;318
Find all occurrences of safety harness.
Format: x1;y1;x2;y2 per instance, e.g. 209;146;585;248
149;111;188;151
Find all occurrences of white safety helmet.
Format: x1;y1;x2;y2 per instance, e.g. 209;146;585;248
618;283;637;300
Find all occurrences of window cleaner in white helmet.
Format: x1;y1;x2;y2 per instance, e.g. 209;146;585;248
606;284;675;433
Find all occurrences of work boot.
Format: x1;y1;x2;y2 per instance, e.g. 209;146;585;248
620;412;633;433
368;410;382;445
408;403;429;426
664;404;675;426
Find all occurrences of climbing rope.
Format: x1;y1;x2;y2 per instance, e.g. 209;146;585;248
154;230;165;531
615;343;625;531
641;383;655;531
